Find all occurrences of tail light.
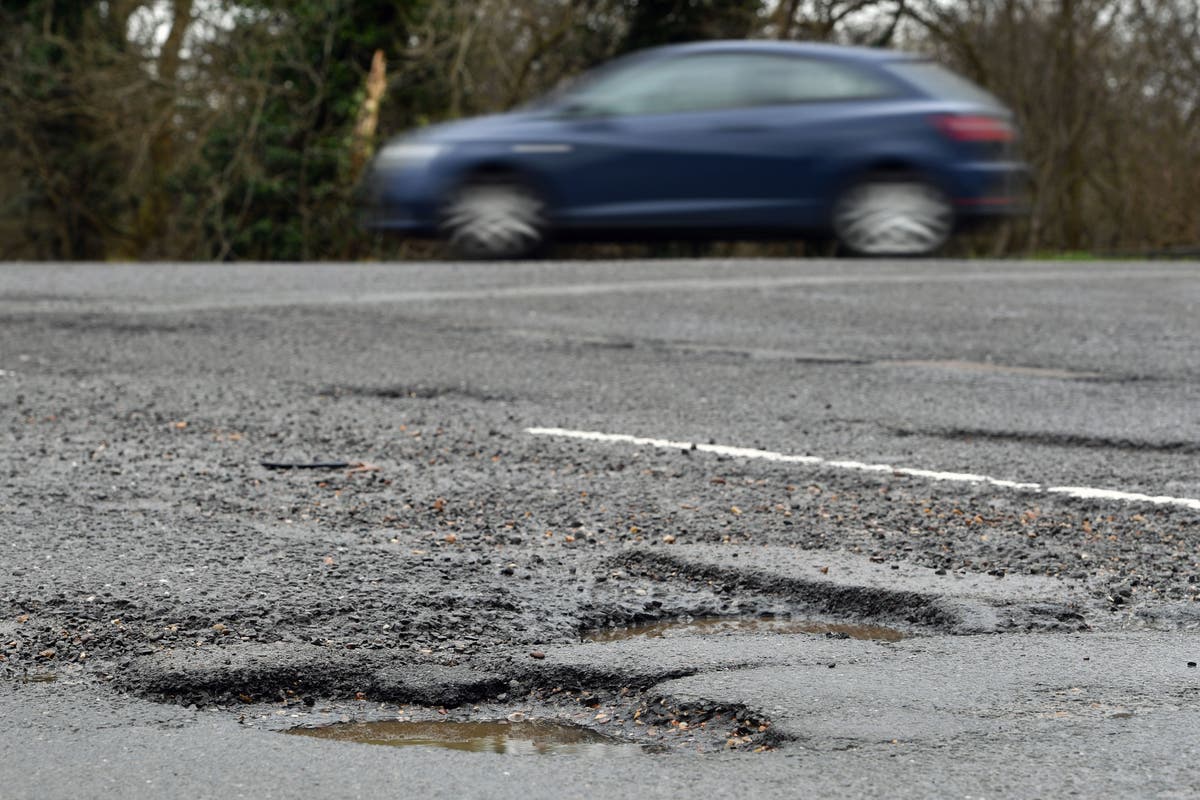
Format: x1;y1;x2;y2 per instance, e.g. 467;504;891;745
931;114;1015;143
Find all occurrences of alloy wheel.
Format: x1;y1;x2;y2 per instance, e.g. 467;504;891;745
441;181;547;259
833;179;954;256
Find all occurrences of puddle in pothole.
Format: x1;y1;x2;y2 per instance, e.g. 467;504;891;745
286;719;640;756
584;616;906;643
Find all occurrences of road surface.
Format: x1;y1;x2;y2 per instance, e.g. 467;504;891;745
2;259;1198;798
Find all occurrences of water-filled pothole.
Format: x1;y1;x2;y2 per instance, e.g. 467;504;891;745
583;617;906;643
286;719;639;756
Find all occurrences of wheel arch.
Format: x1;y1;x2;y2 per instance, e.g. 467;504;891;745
443;160;559;212
831;156;949;207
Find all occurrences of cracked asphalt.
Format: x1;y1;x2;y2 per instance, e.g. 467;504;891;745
2;259;1199;798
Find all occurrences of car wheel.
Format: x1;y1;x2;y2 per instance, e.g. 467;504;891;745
832;176;954;257
440;177;547;260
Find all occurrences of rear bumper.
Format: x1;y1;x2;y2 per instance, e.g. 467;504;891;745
951;161;1031;220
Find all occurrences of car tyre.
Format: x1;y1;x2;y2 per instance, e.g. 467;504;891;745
440;176;548;260
832;175;954;257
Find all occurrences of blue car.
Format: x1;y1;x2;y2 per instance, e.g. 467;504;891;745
362;41;1027;258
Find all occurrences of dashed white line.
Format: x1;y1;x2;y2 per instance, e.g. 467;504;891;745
526;427;1200;511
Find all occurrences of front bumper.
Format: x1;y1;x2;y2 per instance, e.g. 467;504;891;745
356;160;446;234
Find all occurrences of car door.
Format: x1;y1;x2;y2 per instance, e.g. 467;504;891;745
544;53;768;228
543;52;897;231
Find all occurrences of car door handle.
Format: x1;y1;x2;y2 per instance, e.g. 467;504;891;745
713;124;768;133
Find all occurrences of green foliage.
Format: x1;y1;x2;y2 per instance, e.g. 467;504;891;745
0;1;133;258
183;0;429;259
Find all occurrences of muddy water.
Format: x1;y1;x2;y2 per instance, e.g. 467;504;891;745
583;617;906;643
287;719;638;756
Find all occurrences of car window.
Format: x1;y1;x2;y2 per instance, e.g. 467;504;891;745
888;61;1002;107
566;55;743;116
738;56;895;104
563;53;894;117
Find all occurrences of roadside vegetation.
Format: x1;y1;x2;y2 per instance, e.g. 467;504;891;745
3;0;1198;261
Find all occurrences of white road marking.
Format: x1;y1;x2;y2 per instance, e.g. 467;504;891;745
526;427;1200;511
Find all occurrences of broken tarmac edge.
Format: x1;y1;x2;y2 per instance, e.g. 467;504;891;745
617;545;1092;635
114;546;1091;710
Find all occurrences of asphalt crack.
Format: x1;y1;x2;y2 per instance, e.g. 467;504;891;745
898;427;1200;455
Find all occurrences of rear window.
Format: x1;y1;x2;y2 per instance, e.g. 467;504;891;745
889;61;1002;107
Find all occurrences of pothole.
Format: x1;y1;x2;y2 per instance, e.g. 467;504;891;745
285;719;641;756
125;641;780;754
583;616;906;643
320;384;511;403
14;673;58;684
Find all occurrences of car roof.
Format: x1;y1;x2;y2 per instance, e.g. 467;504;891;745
642;39;918;64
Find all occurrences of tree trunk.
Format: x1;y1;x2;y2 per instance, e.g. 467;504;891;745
128;0;193;258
